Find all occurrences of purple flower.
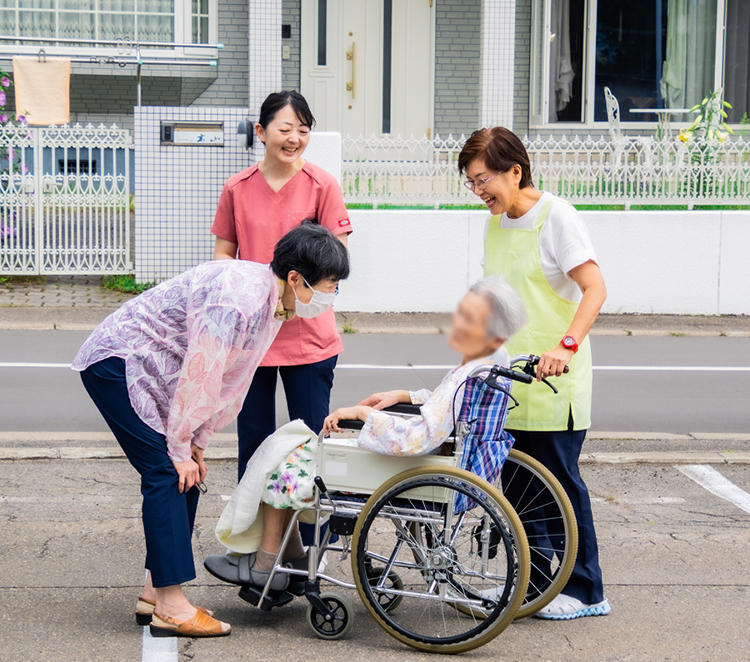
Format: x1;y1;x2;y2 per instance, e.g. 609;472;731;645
0;224;17;242
280;471;294;484
0;114;6;124
0;91;6;106
1;77;9;88
270;481;282;495
17;115;26;125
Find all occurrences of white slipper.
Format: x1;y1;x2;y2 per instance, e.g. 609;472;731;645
534;594;611;620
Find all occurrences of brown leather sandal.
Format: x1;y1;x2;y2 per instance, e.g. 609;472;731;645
150;609;231;638
136;598;214;626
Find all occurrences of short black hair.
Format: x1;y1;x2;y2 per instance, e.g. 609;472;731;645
258;91;316;130
271;222;349;286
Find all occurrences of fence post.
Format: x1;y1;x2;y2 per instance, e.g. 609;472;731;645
33;127;42;275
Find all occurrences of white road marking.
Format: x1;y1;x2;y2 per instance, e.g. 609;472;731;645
0;362;73;368
592;496;686;504
141;626;177;662
337;364;750;371
678;464;750;515
593;366;750;372
2;361;750;372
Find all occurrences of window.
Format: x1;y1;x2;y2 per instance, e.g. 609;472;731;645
0;0;211;46
724;0;750;122
530;0;744;127
382;0;392;134
596;0;717;123
192;0;208;44
316;0;326;66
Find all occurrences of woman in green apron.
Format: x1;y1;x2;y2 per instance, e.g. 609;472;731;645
458;127;610;620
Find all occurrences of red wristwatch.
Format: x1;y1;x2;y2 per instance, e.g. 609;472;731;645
561;335;579;353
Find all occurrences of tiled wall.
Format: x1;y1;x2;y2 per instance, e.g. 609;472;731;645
248;0;282;110
134;106;263;282
434;0;482;137
513;0;532;135
480;0;516;130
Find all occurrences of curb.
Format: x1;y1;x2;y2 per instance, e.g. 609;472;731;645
2;446;749;465
8;431;746;444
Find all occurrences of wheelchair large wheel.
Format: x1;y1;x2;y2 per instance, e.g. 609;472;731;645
500;449;578;619
351;466;529;654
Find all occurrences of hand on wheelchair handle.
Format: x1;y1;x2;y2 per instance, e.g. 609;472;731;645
536;346;574;382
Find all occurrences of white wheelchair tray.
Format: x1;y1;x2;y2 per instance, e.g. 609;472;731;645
317;434;459;496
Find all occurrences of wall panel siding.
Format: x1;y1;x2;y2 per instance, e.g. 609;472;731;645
282;0;301;90
434;0;481;137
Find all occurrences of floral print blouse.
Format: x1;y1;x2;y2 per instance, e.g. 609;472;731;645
72;261;282;463
356;349;510;457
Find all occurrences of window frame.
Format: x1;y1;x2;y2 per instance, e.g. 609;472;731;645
530;0;735;130
0;0;218;61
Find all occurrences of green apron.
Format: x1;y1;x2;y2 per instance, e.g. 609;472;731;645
484;199;592;431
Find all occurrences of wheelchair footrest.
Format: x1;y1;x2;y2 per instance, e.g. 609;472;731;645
238;584;295;611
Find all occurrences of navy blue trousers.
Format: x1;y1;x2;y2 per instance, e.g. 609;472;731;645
504;428;604;605
236;356;338;545
80;357;199;588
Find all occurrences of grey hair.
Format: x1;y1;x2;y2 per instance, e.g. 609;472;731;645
469;276;527;341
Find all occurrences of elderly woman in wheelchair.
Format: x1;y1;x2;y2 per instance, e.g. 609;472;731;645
205;276;525;583
201;277;578;653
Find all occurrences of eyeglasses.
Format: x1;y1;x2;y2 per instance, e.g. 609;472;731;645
463;173;498;192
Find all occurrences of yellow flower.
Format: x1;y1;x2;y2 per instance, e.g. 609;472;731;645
715;130;728;142
678;131;690;143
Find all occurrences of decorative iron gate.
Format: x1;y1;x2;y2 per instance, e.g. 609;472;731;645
0;123;132;275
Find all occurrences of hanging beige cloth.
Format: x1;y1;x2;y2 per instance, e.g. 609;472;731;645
12;56;70;126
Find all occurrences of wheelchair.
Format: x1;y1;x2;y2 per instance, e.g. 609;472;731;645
227;355;577;654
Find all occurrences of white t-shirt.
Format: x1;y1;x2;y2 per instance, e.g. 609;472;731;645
481;192;597;303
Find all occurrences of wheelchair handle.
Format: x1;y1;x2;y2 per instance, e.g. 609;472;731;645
472;355;571;395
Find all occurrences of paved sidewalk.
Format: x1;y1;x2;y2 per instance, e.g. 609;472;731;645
1;274;749;335
0;275;133;309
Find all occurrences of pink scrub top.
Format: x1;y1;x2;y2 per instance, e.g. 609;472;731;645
211;161;352;367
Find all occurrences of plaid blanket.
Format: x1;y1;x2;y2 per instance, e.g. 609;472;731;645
454;376;514;512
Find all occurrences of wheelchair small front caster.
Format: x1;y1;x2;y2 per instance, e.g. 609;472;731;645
306;591;354;640
366;568;404;613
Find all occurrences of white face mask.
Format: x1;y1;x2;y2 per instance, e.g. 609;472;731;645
293;277;336;319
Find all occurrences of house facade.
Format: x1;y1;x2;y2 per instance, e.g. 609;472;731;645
0;0;746;137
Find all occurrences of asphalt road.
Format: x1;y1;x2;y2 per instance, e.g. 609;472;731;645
1;459;748;662
1;330;749;434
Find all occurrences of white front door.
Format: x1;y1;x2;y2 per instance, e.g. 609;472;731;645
301;0;434;138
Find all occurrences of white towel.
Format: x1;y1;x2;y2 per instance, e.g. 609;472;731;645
12;56;70;126
216;419;317;554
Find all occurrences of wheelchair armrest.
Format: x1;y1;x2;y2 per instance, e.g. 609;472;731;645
382;403;423;416
336;404;422;431
338;419;364;430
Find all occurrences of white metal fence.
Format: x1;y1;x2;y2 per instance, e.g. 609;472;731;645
342;134;476;207
342;134;750;208
0;122;132;275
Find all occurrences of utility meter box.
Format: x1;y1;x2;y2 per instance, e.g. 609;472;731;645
160;121;224;146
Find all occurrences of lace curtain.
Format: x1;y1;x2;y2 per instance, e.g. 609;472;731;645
660;0;717;110
548;0;575;121
0;0;175;43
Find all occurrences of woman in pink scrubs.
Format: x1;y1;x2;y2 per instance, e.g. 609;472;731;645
211;92;352;498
